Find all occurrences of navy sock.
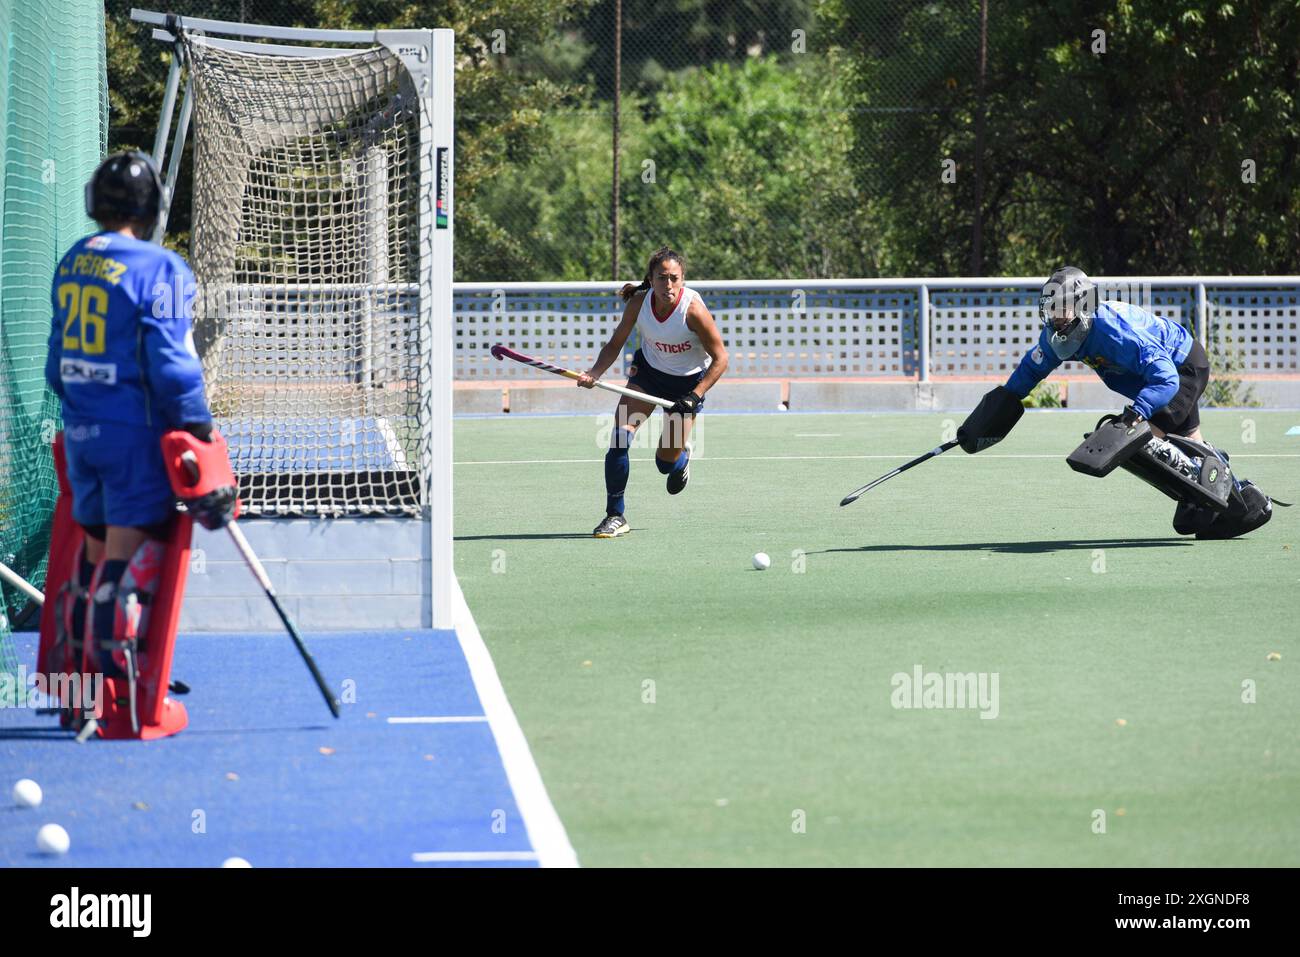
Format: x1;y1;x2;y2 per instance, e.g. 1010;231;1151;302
91;559;129;675
605;431;632;516
78;555;96;588
69;554;96;653
657;450;688;474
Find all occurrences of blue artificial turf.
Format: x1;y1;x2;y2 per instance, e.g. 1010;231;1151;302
0;630;537;868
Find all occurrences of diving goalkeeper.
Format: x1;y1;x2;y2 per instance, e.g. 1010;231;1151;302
959;266;1283;538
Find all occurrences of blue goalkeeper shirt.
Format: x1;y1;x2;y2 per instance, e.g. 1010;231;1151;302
45;231;211;430
1005;301;1194;419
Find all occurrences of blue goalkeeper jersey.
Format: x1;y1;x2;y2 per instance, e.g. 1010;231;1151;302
45;231;211;430
1005;300;1194;419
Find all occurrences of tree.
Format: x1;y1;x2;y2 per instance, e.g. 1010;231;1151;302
624;54;875;279
103;0;595;277
823;0;1300;276
485;54;876;279
575;0;815;96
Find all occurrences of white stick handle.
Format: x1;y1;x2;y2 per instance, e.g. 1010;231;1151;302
226;522;276;594
590;379;675;410
0;560;44;605
493;345;676;409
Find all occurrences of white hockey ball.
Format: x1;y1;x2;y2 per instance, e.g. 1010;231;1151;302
12;779;42;808
36;823;70;856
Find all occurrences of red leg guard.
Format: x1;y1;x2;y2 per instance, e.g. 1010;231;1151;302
93;521;193;741
37;432;194;741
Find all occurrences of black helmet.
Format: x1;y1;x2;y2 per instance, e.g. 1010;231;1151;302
1039;266;1097;359
84;151;163;224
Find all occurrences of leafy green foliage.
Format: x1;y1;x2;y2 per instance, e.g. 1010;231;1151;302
1202;326;1260;407
1022;381;1063;408
487;54;876;279
822;0;1300;277
103;0;594;279
102;0;1300;281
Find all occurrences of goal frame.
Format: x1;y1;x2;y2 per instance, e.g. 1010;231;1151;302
130;8;455;629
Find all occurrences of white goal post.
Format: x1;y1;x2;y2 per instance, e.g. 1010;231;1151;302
131;9;454;628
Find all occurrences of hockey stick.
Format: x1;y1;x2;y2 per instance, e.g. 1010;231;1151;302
490;343;674;410
180;452;340;719
224;522;340;719
0;560;43;606
839;441;959;507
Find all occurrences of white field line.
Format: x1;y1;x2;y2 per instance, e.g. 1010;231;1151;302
450;577;579;868
411;851;540;863
375;415;410;469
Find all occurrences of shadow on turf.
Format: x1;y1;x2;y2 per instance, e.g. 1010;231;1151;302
0;723;332;741
816;537;1193;555
0;727;78;740
455;533;597;541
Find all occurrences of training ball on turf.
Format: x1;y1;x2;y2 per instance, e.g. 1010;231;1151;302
12;779;42;808
221;857;252;868
752;552;771;571
36;823;70;856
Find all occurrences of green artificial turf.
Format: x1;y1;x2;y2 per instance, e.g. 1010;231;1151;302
454;409;1300;866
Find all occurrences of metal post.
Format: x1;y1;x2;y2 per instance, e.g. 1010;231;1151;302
426;29;455;630
970;0;988;274
152;81;192;242
918;284;931;382
1196;282;1208;347
611;0;622;280
362;146;390;408
151;43;184;169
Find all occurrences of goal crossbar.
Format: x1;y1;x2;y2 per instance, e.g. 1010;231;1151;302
131;8;398;44
151;30;375;59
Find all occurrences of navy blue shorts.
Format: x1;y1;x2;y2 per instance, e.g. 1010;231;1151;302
63;421;175;528
626;349;706;410
1149;340;1209;436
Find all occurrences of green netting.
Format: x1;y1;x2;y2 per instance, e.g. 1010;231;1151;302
1;0;107;699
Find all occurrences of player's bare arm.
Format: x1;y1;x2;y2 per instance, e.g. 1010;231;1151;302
685;297;728;396
578;293;641;389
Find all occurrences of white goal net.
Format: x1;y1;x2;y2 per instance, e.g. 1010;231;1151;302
184;34;430;516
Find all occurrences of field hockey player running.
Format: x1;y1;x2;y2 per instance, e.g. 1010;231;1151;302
578;246;728;538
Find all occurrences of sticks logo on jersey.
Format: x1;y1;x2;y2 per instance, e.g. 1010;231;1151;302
653;340;694;355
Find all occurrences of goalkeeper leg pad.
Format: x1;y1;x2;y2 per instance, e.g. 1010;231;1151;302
1126;438;1233;512
1192;480;1280;540
87;523;196;740
38;433;89;727
1066;416;1152;477
1070;416;1232;512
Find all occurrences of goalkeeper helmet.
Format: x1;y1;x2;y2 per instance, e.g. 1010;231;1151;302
1039;266;1097;359
85;151;163;225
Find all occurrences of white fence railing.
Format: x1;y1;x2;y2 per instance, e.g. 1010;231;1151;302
453;278;1300;381
207;278;1300;383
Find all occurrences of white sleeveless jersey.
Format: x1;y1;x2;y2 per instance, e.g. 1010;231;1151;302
636;286;710;376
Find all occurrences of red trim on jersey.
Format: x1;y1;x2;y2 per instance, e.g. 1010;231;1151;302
651;287;683;323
